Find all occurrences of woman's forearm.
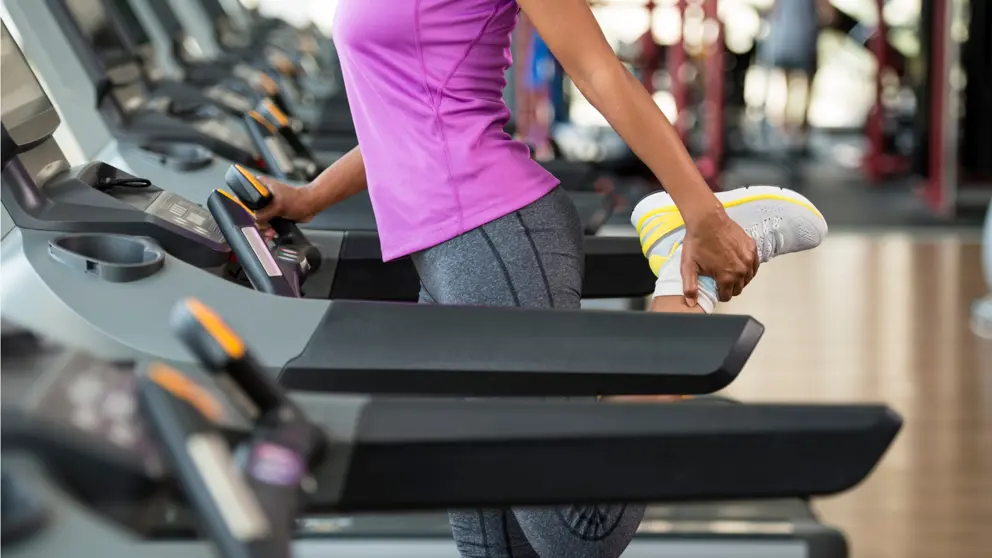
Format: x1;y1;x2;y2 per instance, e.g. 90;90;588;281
307;146;367;210
576;64;720;221
517;0;720;221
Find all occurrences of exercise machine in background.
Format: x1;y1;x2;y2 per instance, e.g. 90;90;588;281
859;0;914;184
917;0;992;217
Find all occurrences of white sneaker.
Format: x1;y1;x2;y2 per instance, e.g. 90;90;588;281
631;186;828;311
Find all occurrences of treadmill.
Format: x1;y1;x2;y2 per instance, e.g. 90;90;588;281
0;21;745;395
166;0;359;140
5;0;656;300
0;33;886;555
127;0;358;155
190;0;342;99
1;303;902;558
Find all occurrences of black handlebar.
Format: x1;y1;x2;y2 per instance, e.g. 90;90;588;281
141;297;336;557
2;123;16;170
243;110;300;181
256;98;315;167
171;298;327;463
137;369;283;558
206;188;304;297
223;165;322;276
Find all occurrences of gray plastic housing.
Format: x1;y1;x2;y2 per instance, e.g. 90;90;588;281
48;234;164;283
137;143;213;172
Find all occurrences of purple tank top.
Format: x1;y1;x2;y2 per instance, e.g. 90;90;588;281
332;0;559;261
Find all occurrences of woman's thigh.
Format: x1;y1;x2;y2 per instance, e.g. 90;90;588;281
412;187;584;309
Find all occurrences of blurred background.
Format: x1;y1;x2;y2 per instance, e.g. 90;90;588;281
262;1;992;556
184;0;992;555
2;0;990;556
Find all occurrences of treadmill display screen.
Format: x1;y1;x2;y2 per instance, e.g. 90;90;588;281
0;26;55;131
193;118;256;155
63;0;132;70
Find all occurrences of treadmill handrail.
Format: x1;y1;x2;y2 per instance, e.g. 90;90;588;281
206;189;302;297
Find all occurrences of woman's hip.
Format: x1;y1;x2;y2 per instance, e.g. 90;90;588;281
412;187;585;309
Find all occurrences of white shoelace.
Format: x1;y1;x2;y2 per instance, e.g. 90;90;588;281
747;217;784;263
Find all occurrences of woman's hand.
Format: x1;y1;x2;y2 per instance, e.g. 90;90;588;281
681;206;759;304
253;176;318;238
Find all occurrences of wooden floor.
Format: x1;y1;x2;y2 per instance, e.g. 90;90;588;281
717;232;991;558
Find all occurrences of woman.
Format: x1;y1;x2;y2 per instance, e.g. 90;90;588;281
255;1;828;556
757;0;834;149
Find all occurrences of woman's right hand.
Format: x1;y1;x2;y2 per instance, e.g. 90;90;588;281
252;176;319;237
681;204;759;304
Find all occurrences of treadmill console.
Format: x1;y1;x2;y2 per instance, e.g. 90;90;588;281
190;117;256;154
22;353;162;473
59;0;260;160
0;26;59;145
1;27;230;268
62;0;134;71
144;190;225;244
204;85;255;114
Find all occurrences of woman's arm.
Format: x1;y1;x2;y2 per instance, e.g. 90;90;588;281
306;146;368;210
255;145;367;223
516;0;720;221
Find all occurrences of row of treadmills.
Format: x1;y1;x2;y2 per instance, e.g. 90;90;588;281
0;1;901;557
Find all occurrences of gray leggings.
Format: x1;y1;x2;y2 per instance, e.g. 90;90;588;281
410;187;646;558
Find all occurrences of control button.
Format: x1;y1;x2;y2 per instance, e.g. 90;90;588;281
187;213;206;226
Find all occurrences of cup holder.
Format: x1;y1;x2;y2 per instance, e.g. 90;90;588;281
49;234;165;283
139;142;213;171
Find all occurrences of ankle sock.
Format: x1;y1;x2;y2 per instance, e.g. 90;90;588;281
651;246;719;314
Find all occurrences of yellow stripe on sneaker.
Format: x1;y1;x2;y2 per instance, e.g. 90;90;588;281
647;242;681;276
635;192;824;233
639;212;684;256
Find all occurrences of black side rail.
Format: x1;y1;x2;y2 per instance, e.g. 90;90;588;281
206;189;304;297
583;236;656;298
301;396;903;511
137;367;286;558
282;300;764;395
224;165;322;274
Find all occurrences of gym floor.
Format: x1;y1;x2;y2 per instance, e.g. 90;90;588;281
718;231;990;558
